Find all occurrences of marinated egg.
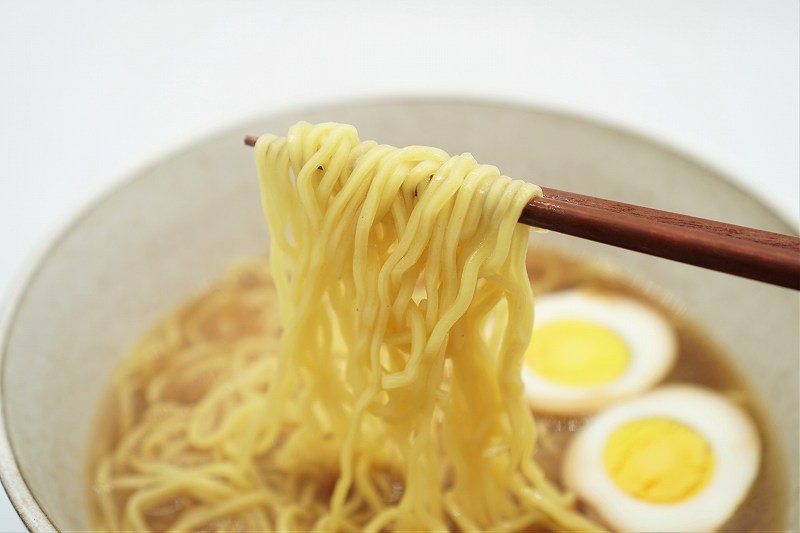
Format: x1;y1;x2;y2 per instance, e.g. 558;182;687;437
562;384;761;532
523;290;676;415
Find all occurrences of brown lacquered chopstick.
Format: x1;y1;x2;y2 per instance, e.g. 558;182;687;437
525;191;799;290
244;136;800;290
539;187;798;251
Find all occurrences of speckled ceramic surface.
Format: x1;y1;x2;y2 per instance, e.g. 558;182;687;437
1;99;797;531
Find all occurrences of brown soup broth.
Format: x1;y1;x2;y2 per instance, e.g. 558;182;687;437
88;249;788;531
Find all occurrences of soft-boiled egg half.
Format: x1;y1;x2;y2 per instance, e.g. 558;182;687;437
562;384;760;532
522;290;677;415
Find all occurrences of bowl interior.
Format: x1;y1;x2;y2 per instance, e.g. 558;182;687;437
1;99;797;530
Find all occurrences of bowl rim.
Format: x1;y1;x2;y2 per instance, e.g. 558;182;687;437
0;96;796;531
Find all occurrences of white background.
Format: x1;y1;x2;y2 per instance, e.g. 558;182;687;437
0;1;798;530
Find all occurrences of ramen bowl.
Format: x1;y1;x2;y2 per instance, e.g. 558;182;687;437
0;99;797;531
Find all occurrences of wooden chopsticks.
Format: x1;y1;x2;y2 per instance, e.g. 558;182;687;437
244;136;800;290
526;189;799;290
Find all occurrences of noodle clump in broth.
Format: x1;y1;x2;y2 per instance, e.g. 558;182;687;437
89;122;599;531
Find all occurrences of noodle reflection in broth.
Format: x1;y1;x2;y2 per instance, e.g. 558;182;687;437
89;122;599;531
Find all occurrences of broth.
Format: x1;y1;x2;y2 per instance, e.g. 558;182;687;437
87;248;787;531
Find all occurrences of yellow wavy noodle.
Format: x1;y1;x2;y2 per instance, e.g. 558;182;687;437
89;122;603;531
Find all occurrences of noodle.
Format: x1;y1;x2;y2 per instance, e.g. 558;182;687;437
89;122;601;531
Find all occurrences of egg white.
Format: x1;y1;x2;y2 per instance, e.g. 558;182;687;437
523;290;677;415
562;384;761;532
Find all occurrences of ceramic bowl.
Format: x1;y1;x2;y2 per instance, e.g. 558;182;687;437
1;99;797;530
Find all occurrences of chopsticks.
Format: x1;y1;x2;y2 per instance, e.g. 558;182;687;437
525;189;799;290
244;136;800;290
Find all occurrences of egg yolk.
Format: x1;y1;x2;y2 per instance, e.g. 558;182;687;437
603;418;715;503
526;319;629;386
